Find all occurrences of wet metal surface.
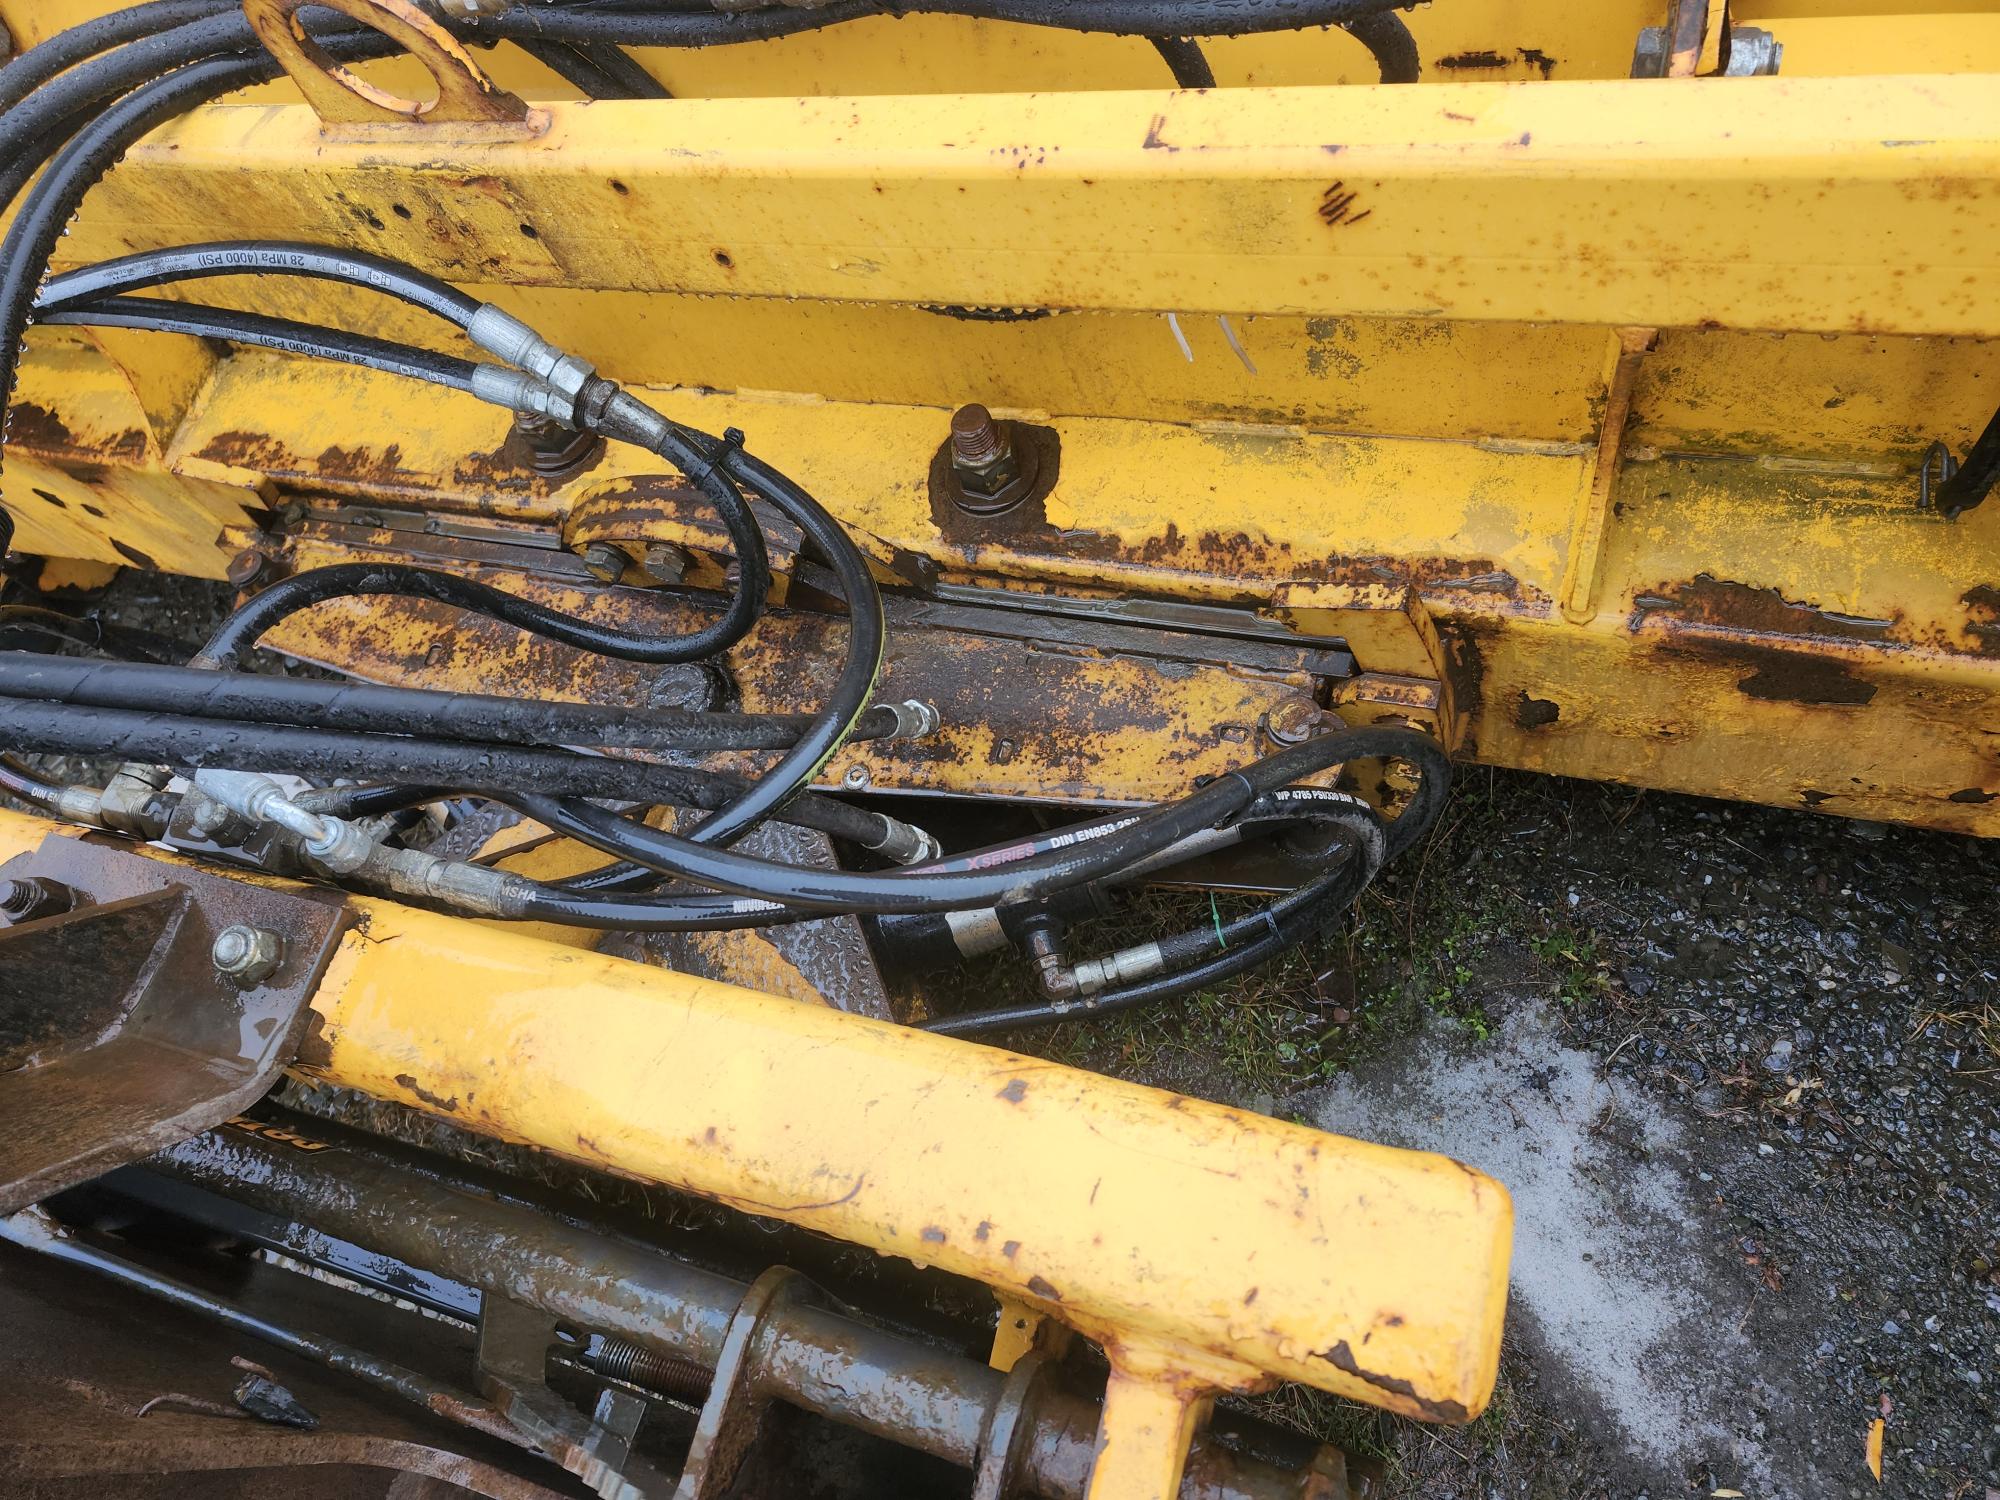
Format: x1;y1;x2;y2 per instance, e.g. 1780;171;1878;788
0;831;348;1214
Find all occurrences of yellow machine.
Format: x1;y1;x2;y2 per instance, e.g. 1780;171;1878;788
0;0;1994;1495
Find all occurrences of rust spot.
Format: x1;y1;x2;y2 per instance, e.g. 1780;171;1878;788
392;1072;460;1113
1243;1287;1259;1305
1519;47;1557;77
1947;787;1995;804
712;248;735;269
1513;692;1560;729
974;1220;992;1241
1799;790;1832;807
1436;48;1509;70
8;402;71;446
31;487;66;509
1733;648;1876;707
1002;1239;1021;1259
110;540;157;570
1318;180;1371;228
997;1078;1028;1103
1317;1340;1470;1423
1142;113;1172;150
1632;575;1896;644
703;1125;718;1142
920;1225;947;1244
1025;1275;1062;1301
610;179;630;196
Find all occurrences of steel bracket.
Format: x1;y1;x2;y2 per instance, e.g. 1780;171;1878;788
0;831;348;1214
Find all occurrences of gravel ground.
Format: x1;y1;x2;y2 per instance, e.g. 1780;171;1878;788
10;569;1997;1499
1007;769;2000;1500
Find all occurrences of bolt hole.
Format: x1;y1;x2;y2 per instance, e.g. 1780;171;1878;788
712;249;735;269
391;203;412;220
518;222;538;239
609;179;630;196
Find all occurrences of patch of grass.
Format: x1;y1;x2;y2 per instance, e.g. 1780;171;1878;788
1531;927;1612;1007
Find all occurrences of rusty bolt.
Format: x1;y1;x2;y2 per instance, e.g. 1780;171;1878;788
226;548;269;590
579;541;627;584
947;404;1032;515
0;877;75;923
1263;698;1322;746
842;765;870;790
512;410;596;475
212;924;284;987
642;541;691;587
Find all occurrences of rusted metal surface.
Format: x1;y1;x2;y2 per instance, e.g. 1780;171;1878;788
155;1117;1377;1500
243;0;545;134
1559;326;1657;625
0;831;348;1214
250;523;1353;810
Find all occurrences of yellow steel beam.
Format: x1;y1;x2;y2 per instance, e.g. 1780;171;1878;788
55;77;2000;336
0;807;1514;1457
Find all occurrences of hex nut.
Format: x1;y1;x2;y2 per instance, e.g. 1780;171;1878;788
212;924;284;986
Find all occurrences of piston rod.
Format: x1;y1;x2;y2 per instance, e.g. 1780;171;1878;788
153;1120;1368;1500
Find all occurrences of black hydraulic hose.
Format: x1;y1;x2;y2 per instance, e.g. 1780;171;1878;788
1149;36;1217;88
492;0;1419;45
592;393;885;846
0;696;892;842
510;726;1448;915
511;35;671;99
0;651;908;753
0;49;414;427
0;0;237;115
1339;10;1419;83
38;241;485;331
511;35;645;99
197;559;757;671
575;40;674;98
0;13;261;185
0;751;66;811
41;297;484;391
924;861;1361;1036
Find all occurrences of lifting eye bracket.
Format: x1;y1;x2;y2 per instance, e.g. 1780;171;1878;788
241;0;548;136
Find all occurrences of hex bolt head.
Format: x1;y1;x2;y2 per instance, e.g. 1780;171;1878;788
579;541;627;584
1263;698;1322;746
212;924;284;986
0;876;76;923
642;541;692;586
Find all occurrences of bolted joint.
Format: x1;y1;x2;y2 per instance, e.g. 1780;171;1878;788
225;548;272;590
512;410;597;474
946;404;1040;517
642;541;692;587
212;924;284;987
579;540;628;584
0;876;77;923
1262;697;1324;747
